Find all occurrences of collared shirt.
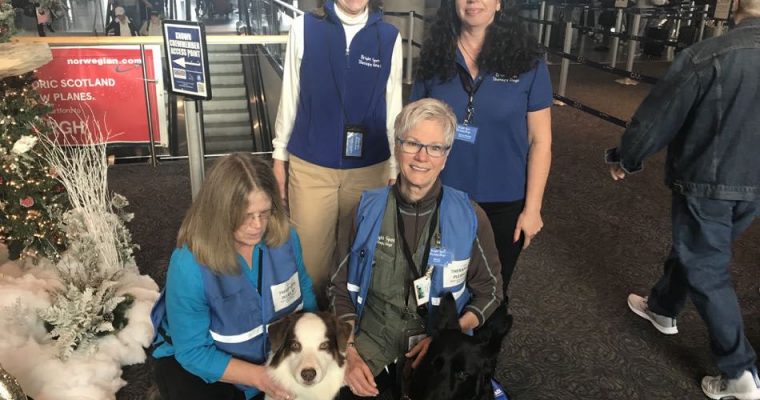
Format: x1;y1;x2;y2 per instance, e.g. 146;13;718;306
411;53;553;202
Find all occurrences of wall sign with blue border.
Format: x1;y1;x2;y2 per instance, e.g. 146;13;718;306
163;20;212;100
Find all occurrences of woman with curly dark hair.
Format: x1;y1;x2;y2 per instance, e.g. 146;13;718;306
411;0;553;303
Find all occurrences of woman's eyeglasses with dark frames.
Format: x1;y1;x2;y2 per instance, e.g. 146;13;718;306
396;138;451;158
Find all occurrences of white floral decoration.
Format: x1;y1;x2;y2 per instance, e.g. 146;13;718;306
11;135;38;155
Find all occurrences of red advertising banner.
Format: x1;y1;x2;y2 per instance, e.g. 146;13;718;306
33;46;161;144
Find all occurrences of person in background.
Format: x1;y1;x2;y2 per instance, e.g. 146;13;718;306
140;10;162;36
151;153;318;400
411;0;552;307
272;0;403;308
106;6;138;36
34;2;54;37
607;0;760;397
329;98;503;399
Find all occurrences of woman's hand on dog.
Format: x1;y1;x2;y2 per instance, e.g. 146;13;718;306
405;336;432;369
344;346;379;397
250;364;294;400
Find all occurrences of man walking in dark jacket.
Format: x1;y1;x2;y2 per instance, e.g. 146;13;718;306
605;0;760;398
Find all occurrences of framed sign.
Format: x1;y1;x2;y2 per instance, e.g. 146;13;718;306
163;20;212;100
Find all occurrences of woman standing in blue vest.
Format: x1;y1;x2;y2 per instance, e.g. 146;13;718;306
411;0;552;301
272;0;403;308
151;153;317;400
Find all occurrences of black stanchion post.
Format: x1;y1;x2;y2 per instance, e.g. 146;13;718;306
538;1;546;44
579;5;589;54
617;12;641;85
667;12;681;61
698;4;709;41
543;4;554;50
557;20;573;102
610;7;624;68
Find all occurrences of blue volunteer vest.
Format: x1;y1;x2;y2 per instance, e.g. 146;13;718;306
287;1;398;169
346;186;477;326
151;230;304;394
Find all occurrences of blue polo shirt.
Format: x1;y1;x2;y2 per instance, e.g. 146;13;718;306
410;52;552;202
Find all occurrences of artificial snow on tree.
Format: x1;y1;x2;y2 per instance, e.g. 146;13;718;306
0;72;68;261
0;116;159;399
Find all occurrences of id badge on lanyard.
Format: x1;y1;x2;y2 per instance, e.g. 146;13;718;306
456;67;483;144
343;124;365;159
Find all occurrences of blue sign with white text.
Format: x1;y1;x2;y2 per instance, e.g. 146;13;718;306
163;21;211;100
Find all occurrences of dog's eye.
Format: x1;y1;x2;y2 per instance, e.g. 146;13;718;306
289;341;302;352
454;371;469;381
319;341;330;350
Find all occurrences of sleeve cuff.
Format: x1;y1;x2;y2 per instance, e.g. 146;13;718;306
605;147;643;174
272;148;290;162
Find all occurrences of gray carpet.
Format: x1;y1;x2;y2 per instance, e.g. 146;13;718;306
109;61;760;399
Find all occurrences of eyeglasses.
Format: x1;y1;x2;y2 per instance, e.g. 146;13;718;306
243;209;272;225
396;138;451;158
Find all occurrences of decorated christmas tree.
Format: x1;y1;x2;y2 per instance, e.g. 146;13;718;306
0;10;69;260
0;0;15;43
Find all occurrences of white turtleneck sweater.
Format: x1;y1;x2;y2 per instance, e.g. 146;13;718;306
272;5;403;178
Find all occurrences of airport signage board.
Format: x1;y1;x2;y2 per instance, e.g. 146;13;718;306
34;46;164;144
163;20;212;100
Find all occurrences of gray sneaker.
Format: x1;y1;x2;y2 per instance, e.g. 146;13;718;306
702;367;760;400
627;293;678;335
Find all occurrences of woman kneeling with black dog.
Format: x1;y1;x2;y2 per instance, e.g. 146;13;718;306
328;98;504;399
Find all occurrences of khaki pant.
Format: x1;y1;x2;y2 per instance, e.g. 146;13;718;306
288;155;388;308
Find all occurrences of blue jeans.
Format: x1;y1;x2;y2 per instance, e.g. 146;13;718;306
648;193;758;378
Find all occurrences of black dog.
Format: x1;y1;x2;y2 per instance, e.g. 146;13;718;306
407;294;512;400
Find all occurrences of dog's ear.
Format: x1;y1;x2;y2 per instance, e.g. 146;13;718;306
475;302;512;354
268;313;298;353
335;318;353;354
431;292;460;335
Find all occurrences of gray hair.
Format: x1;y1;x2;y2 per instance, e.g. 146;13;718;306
394;98;457;147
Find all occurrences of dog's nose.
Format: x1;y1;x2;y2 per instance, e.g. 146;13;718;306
301;368;317;383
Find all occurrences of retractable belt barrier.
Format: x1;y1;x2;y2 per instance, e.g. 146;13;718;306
518;16;687;50
543;47;660;84
552;94;629;128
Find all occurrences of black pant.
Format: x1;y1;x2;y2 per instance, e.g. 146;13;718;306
479;200;525;301
153;356;249;400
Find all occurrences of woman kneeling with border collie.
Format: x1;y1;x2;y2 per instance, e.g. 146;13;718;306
329;98;504;398
151;153;318;400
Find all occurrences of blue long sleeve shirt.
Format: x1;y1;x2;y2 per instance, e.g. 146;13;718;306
153;238;317;386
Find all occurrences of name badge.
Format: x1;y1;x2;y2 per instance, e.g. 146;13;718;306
407;332;427;351
344;125;365;158
428;247;453;266
270;272;301;312
443;259;469;288
413;275;431;306
455;124;478;143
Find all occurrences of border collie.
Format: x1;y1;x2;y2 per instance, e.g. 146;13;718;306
266;312;352;400
407;293;512;400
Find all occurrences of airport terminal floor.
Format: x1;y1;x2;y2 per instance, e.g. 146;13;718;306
108;61;760;399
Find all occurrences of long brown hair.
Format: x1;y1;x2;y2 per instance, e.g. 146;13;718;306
176;153;289;275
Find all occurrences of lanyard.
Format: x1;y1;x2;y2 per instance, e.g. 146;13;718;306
256;247;263;294
396;190;443;306
457;65;484;125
